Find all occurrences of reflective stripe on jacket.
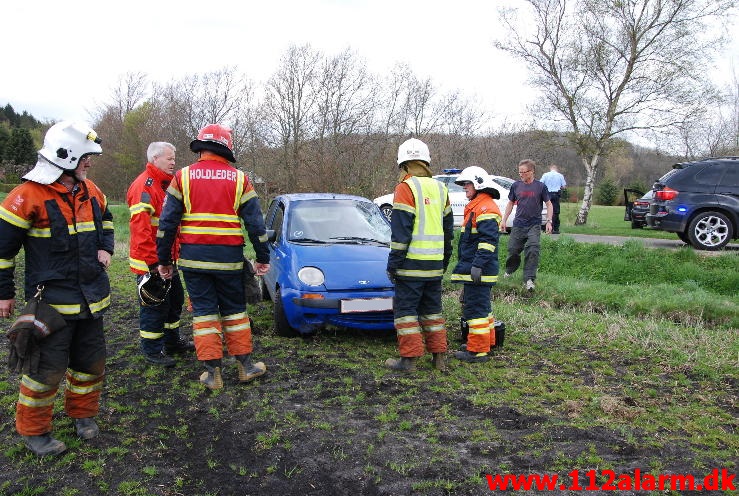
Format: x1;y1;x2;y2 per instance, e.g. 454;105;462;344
0;180;113;316
388;175;453;280
156;153;270;272
451;191;501;285
127;162;179;274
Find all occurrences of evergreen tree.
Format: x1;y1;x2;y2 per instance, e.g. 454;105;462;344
0;125;9;161
6;128;37;165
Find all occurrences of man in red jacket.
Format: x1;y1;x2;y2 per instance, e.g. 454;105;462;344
127;142;194;367
156;124;270;390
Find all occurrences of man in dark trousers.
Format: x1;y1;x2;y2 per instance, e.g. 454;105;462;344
501;159;553;291
128;141;194;367
385;138;454;372
156;124;270;390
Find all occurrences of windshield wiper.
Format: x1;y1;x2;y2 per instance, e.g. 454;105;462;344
290;237;329;244
329;236;389;245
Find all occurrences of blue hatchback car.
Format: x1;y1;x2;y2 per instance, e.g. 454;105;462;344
261;193;395;336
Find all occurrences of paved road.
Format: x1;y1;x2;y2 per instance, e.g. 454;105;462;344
551;233;739;253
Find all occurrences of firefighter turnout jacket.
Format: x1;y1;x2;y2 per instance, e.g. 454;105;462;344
387;175;453;279
451;191;501;354
0;180;114;317
127;162;179;275
451;191;501;285
156;152;269;270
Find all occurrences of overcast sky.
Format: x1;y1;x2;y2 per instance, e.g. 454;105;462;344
2;0;737;129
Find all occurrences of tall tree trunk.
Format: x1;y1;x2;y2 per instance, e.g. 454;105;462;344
575;155;599;225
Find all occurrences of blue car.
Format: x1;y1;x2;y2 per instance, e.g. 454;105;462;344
261;193;395;336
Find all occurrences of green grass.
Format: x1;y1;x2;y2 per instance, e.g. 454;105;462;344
0;196;737;494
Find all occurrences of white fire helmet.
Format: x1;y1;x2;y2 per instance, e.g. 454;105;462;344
455;166;497;191
24;121;102;185
397;138;430;166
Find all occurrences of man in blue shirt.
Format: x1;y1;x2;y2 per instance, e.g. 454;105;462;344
540;164;567;234
501;159;553;291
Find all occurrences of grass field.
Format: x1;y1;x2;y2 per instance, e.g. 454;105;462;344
0;200;736;495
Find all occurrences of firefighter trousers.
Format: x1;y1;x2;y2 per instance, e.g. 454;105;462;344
136;272;185;355
393;278;448;357
16;317;106;436
182;270;252;361
461;283;494;353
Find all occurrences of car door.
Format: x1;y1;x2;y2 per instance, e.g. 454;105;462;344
262;199;286;300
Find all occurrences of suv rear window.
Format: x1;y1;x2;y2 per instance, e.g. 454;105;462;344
692;164;725;186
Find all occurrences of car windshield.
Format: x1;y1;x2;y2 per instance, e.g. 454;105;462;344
288;199;391;244
492;177;515;189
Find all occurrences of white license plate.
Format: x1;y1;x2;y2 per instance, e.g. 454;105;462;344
340;297;393;313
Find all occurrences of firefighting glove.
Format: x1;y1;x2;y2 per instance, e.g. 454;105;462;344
7;327;41;375
470;266;482;284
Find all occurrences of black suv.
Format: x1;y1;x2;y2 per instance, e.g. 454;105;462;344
646;157;739;250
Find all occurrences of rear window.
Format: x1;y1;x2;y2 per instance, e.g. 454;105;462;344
692;164;724;186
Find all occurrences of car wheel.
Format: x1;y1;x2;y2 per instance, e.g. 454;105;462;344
686;211;733;251
380;204;392;222
260;276;271;301
631;220;643;229
274;288;299;337
676;231;690;244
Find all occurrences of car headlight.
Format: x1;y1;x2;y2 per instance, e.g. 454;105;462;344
298;267;325;286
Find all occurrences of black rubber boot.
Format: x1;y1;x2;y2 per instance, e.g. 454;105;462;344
144;350;176;367
384;357;417;371
23;433;67;456
165;337;195;354
75;418;99;440
199;359;223;390
454;350;491;363
235;354;267;382
460;318;469;343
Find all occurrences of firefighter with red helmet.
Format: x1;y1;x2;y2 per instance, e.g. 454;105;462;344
0;121;113;456
385;138;454;372
127;142;194;367
450;166;502;363
156;124;270;390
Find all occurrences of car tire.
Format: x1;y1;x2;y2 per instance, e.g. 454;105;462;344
380;204;392;222
260;276;271;301
631;220;643;229
274;288;299;337
676;231;690;244
686;211;733;251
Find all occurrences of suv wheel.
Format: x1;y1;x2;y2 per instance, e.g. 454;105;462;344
676;231;690;244
686;211;733;250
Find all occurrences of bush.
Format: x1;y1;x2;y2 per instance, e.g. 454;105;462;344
596;178;618;205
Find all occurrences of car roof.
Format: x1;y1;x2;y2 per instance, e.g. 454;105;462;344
674;157;739;168
275;193;374;204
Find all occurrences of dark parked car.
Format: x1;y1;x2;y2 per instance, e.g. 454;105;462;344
646;157;739;250
261;193;395;336
624;189;652;229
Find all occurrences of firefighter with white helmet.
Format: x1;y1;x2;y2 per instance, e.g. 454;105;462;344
384;138;454;372
450;166;502;362
0;121;113;456
156;123;270;390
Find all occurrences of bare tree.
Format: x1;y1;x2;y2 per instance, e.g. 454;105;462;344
497;0;735;224
263;44;322;191
311;48;379;192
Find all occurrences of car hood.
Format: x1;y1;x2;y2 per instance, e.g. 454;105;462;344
291;243;392;290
